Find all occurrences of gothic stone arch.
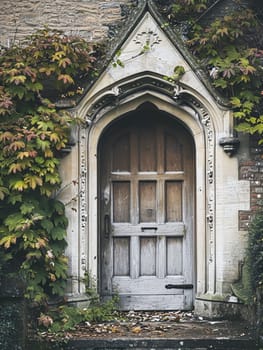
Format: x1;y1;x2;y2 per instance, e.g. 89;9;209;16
57;9;250;316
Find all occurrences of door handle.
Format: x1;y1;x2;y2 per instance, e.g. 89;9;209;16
165;284;193;289
104;214;110;238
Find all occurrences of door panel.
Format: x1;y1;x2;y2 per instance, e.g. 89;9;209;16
165;181;182;222
100;110;194;310
113;182;130;222
139;181;157;222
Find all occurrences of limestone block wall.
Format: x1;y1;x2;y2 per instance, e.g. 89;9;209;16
0;0;132;46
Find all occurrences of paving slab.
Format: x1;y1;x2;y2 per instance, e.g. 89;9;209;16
28;311;259;350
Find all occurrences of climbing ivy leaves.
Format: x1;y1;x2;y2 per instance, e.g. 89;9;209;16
169;1;263;143
0;196;68;301
0;28;97;302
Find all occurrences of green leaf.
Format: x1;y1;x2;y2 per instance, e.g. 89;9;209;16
45;173;61;185
0;186;9;200
53;215;68;228
36;138;50;151
230;97;241;108
4;213;24;231
41;219;54;233
20;202;35;214
11;180;29;191
26;250;42;260
53;200;65;215
50;227;66;240
8;193;22;205
235;122;251;132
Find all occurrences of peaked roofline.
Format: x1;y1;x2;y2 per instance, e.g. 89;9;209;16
61;0;229;109
147;1;228;107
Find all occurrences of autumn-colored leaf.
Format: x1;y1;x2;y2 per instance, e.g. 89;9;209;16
49;133;60;143
17;150;37;159
44;149;54;158
216;27;228;37
0;235;17;249
9;75;27;85
24;175;43;189
131;326;142;334
17;151;30;159
52;51;66;61
0;131;14;142
8;162;23;174
35;238;47;249
39;66;56;76
58;57;72;68
8;140;26;151
57;74;74;84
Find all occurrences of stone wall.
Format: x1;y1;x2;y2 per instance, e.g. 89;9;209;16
0;0;133;47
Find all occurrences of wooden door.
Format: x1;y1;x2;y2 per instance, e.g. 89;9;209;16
99;109;194;310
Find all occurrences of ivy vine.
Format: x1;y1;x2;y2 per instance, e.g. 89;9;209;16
165;0;263;142
0;28;98;302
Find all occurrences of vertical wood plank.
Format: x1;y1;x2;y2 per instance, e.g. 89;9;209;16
112;134;130;172
157;179;165;223
130;236;140;279
100;235;114;294
113;237;130;276
140;237;156;276
139;181;156;222
139;127;156;172
131;131;138;225
166;181;182;222
113;182;130;222
165;133;183;171
157;124;164;174
157;236;166;278
167;237;182;275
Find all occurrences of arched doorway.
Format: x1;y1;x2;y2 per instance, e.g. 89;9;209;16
98;103;195;310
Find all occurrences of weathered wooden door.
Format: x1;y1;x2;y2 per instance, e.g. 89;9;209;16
99;108;194;310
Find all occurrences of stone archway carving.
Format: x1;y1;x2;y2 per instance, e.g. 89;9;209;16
77;74;218;300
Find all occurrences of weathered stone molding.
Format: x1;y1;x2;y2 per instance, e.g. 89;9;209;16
79;126;88;290
219;136;240;157
181;95;216;294
79;74;217;296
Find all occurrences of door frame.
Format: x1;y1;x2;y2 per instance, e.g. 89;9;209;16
85;92;210;308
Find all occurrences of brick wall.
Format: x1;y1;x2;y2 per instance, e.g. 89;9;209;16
239;136;263;230
0;0;132;46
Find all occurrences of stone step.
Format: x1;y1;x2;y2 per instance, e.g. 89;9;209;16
28;337;259;350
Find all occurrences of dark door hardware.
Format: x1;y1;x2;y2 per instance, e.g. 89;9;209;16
141;227;158;231
104;214;110;238
165;284;193;289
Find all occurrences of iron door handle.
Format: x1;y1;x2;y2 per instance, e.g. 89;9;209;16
104;214;110;238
